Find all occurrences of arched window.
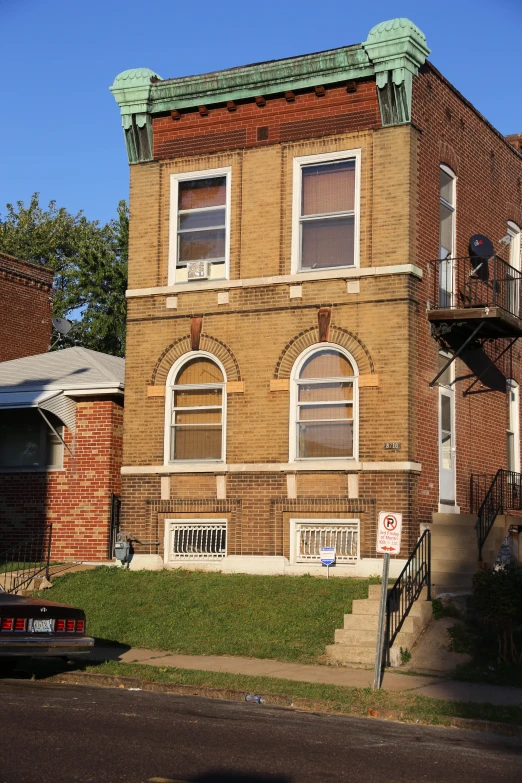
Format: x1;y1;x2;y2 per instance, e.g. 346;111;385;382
290;345;358;461
165;353;226;462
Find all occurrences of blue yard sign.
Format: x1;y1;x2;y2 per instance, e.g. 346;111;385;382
320;547;336;578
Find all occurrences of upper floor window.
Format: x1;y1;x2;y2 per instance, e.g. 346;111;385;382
507;379;520;474
292;150;360;273
507;222;521;315
290;345;358;461
439;165;456;307
169;168;231;285
165;354;226;462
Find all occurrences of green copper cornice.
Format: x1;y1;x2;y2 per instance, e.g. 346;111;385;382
362;18;431;125
110;18;430;162
151;45;373;112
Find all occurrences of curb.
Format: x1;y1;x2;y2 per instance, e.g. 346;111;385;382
47;671;522;738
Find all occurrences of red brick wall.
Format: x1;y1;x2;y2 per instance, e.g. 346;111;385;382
153;80;381;159
0;253;53;361
0;398;123;561
412;63;522;523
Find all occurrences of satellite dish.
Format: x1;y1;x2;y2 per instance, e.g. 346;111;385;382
52;317;72;336
469;234;494;259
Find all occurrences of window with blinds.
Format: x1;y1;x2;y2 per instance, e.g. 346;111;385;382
294;348;357;460
298;158;357;270
169;357;225;461
0;409;63;469
177;176;227;267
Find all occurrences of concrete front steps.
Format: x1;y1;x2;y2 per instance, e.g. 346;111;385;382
325;585;432;669
430;513;513;594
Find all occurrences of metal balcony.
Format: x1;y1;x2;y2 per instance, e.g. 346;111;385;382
428;256;522;340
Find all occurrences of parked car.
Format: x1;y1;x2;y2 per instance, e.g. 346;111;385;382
0;591;94;670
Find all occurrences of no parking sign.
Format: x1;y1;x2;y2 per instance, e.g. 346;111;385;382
376;511;402;555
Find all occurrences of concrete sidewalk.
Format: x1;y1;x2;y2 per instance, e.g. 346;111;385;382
91;644;522;707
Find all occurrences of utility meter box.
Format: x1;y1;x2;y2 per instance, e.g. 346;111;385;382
114;539;130;562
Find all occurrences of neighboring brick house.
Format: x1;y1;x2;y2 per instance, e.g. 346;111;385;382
0;252;53;361
110;18;522;584
0;347;124;562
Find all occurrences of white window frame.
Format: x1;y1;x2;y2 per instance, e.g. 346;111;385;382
289;518;360;565
291;149;361;274
439;164;457;308
507;379;520;475
164;518;228;563
163;351;227;465
507;221;521;316
168;167;232;286
289;343;359;464
0;409;64;472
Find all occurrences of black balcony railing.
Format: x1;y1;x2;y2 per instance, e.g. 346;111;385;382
430;255;522;320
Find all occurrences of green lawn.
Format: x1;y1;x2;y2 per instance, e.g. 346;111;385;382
37;566;380;663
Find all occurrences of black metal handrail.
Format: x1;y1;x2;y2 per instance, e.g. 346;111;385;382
0;525;53;594
470;473;496;514
475;469;522;560
430;255;522;320
385;529;431;663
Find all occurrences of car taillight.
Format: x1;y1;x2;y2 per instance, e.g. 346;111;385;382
76;619;85;633
66;619;75;632
14;618;26;631
1;617;13;631
56;619;66;632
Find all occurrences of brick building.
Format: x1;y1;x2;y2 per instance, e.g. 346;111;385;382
111;18;522;585
0;252;53;361
0;348;124;562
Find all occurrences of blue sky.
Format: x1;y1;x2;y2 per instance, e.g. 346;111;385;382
1;0;520;226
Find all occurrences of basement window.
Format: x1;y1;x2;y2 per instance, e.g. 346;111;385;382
165;519;227;561
290;519;360;564
292;149;361;273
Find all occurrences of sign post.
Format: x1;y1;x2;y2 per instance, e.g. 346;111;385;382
373;512;403;690
320;547;336;579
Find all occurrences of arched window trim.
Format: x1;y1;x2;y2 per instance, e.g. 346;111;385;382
289;343;359;464
164;351;227;465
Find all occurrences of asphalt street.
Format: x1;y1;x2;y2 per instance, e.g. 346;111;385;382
1;680;521;783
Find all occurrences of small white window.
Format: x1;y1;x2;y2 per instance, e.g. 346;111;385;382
439;165;456;307
507;379;520;474
290;519;360;564
291;150;360;273
290;345;358;462
165;518;227;562
169;167;231;285
164;353;226;463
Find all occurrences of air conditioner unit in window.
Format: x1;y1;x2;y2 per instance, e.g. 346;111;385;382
187;261;212;280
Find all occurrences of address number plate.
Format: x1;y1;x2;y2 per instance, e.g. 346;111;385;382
32;619;53;633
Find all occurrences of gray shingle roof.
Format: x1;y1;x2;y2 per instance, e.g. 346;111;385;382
0;347;125;393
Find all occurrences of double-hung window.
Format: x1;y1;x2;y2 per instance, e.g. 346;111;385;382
291;346;358;461
439;165;456;308
507;222;521;316
169;168;231;284
166;354;226;462
292;150;360;272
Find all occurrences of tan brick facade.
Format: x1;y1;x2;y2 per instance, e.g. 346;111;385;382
118;46;522;575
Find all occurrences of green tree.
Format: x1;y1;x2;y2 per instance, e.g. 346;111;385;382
0;194;128;356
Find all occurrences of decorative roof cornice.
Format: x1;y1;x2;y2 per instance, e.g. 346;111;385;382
0;253;53;289
110;18;431;162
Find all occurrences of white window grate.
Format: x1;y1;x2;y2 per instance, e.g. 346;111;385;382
294;520;359;563
166;519;227;560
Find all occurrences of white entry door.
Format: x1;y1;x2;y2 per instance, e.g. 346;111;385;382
438;354;456;505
